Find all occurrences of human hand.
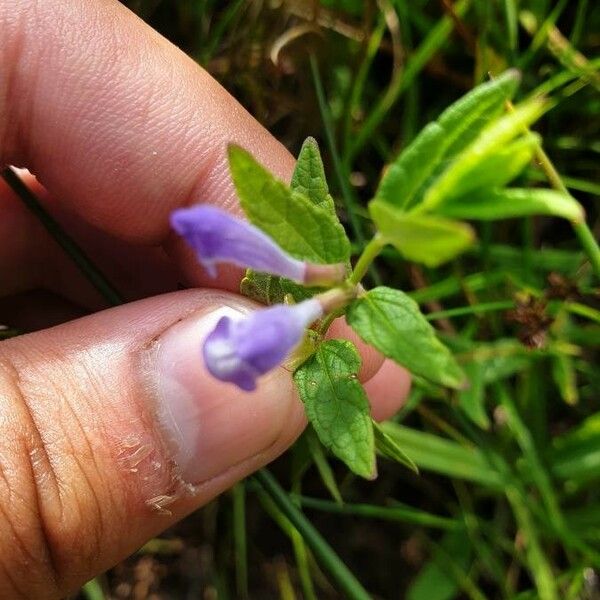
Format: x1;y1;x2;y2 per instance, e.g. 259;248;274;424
0;1;410;597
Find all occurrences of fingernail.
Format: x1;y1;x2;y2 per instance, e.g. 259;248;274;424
147;303;300;484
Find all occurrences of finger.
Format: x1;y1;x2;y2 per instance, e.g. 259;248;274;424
0;172;180;307
365;360;412;421
2;0;294;288
0;289;407;598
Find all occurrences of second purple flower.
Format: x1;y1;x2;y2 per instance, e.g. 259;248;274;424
203;299;324;391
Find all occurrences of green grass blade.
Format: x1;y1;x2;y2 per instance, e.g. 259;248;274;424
253;469;372;600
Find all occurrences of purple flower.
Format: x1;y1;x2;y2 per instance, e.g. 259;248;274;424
171;205;305;280
171;205;346;285
203;298;323;391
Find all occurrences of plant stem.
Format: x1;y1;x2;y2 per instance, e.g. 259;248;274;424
534;146;600;279
349;234;385;285
252;469;372;600
504;101;600;280
232;483;248;599
1;167;125;306
425;300;515;321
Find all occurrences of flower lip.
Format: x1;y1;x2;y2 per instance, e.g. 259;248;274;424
171;205;306;281
202;298;323;390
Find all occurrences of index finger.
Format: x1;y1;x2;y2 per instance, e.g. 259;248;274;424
1;0;295;250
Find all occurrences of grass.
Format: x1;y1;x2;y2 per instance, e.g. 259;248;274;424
6;0;598;598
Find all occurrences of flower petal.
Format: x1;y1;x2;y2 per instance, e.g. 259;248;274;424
202;299;323;390
171;205;306;281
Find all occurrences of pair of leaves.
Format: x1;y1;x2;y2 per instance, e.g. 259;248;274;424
370;70;581;267
294;286;465;478
371;71;527;266
235;138;347;305
230;139;349;264
375;69;522;210
294;339;416;479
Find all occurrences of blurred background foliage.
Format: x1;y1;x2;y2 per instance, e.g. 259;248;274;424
79;1;600;598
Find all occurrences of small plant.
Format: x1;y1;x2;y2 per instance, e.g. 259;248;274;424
172;69;589;480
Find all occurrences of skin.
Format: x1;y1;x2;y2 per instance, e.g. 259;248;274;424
0;1;411;598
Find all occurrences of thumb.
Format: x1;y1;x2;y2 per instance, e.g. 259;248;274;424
0;290;305;599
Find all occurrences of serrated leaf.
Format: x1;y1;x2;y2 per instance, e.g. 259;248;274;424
347;287;466;389
373;421;418;472
369;200;475;267
290;137;335;213
294;340;376;479
375;70;521;209
438;188;584;222
419;99;547;212
229;145;350;263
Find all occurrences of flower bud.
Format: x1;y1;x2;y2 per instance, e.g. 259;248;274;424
171;205;345;285
203;298;323;391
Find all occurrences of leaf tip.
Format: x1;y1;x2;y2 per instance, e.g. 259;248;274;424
365;460;378;481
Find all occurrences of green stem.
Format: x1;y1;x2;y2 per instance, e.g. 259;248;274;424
82;579;105;600
1;167;124;306
232;483;248;599
572;221;600;279
526;118;600;280
425;300;515;321
296;495;461;531
349;234;385;285
252;469;372;600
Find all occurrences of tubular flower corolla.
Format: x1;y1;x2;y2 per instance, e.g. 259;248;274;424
171;205;345;285
203;298;323;391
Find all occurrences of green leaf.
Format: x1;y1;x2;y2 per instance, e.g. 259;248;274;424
228;145;350;263
375;70;521;209
442;134;539;200
347;287;466;389
373;421;418;472
375;122;446;209
290;137;335;213
294;340;376;479
419;99;547;212
437;69;521;159
369;200;475;267
239;138;340;306
438;188;584;222
379;422;504;487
